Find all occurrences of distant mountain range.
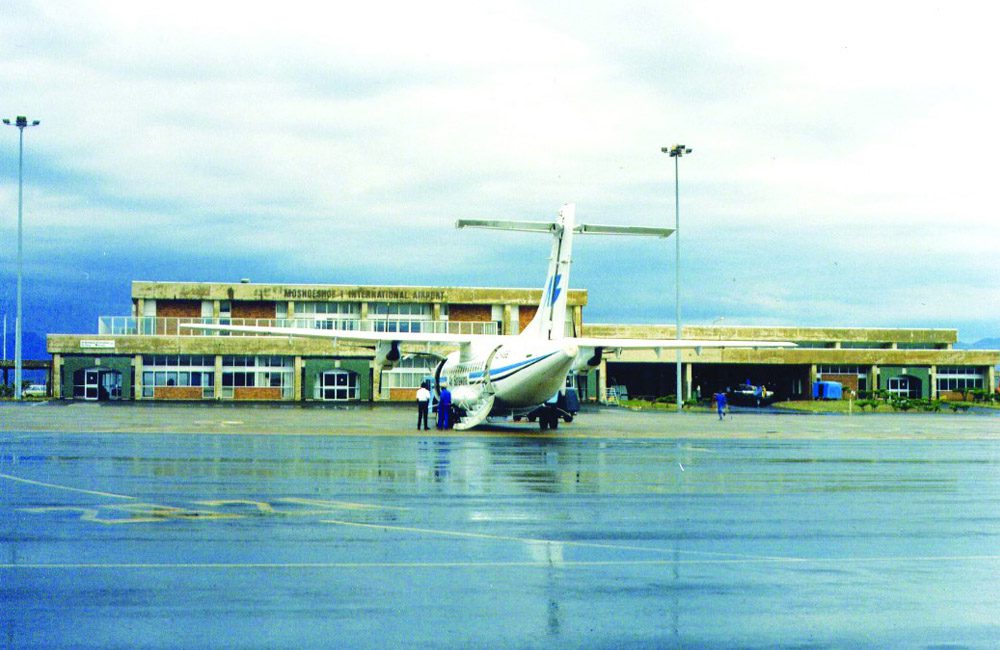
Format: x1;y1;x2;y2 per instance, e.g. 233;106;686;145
955;338;1000;350
1;331;48;361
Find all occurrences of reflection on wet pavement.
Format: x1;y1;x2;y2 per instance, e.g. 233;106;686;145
3;430;1000;648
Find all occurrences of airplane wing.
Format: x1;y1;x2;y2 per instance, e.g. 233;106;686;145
571;337;795;350
180;322;489;345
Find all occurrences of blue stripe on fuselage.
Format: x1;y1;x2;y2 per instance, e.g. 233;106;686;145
467;350;558;381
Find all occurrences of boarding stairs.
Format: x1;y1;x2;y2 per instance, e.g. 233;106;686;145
453;345;501;430
454;392;496;430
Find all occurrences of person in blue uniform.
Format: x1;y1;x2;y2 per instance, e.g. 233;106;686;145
437;386;452;429
714;391;728;421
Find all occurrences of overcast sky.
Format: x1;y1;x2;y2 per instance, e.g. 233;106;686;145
2;1;998;353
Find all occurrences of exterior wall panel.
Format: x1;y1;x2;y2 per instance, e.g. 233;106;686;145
231;301;276;320
234;387;282;400
154;386;203;400
157;300;202;318
449;304;492;322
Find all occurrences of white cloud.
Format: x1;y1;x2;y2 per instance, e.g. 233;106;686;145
0;0;997;341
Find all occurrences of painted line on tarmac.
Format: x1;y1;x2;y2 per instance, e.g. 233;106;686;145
0;472;135;500
321;519;801;562
4;555;1000;571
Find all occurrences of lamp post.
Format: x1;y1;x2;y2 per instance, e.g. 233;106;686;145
3;115;40;400
662;144;691;412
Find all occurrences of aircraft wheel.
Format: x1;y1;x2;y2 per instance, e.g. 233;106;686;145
549;415;559;430
563;414;573;423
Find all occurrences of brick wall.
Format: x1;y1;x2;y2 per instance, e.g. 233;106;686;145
519;306;537;331
234;387;283;400
449;304;492;322
822;373;859;393
389;387;420;402
157;300;202;318
154;386;204;400
231;301;276;320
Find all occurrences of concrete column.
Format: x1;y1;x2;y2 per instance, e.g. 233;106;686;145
214;355;224;399
213;300;221;319
371;362;382;401
51;354;62;399
808;364;818;399
987;365;996;398
293;356;303;401
134;355;143;401
684;362;693;401
502;304;512;335
598;358;608;403
287;301;295;324
573;305;583;337
929;365;937;400
871;365;880;393
360;302;369;324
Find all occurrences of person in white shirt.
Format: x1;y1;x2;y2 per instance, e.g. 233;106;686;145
416;382;431;430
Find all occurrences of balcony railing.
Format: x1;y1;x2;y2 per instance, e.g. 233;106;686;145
97;317;498;337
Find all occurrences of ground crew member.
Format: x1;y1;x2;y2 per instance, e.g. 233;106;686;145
714;391;728;421
437;386;452;429
416;381;431;430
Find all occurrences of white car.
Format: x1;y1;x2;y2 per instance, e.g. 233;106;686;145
22;383;47;397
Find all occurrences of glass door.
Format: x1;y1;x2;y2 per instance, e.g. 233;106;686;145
84;369;100;400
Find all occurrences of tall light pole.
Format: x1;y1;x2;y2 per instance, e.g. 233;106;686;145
3;115;40;400
662;144;691;412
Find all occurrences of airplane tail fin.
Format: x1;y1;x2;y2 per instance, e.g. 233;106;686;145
521;204;574;340
456;204;673;341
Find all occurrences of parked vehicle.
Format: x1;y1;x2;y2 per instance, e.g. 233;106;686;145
522;387;580;430
22;383;47;397
812;381;843;400
727;382;774;407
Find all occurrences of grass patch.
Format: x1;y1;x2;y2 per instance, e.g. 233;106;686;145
773;400;855;413
619;399;712;413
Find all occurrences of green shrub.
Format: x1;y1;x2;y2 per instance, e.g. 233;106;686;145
892;399;913;412
856;399;879;411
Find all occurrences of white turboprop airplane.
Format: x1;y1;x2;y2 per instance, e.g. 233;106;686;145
182;204;792;430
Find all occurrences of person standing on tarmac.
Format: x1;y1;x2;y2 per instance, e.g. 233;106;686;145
416;381;431;430
437;386;452;429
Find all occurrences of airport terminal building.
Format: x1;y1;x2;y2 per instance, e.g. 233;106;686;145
46;280;999;403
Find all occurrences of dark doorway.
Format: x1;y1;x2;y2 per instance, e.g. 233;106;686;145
72;368;123;401
692;364;809;402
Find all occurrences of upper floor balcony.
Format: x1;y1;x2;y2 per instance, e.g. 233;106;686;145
98;316;499;337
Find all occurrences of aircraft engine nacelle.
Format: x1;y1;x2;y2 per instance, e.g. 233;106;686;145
375;340;401;369
571;346;602;374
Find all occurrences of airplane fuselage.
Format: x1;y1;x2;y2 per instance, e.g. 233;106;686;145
441;337;579;413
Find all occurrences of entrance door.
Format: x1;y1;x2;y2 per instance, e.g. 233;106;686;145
887;375;921;399
74;368;124;401
84;369;100;400
320;370;358;401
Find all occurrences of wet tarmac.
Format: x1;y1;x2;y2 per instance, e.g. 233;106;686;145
2;403;1000;648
